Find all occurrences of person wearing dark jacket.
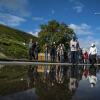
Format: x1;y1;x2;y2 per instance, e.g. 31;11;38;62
29;39;36;60
34;42;39;60
50;42;56;62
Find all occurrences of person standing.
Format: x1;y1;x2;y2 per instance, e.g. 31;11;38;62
34;42;39;60
29;39;34;60
78;48;83;63
50;42;56;62
83;49;89;64
70;37;79;64
89;43;97;65
44;44;49;61
59;43;65;62
56;45;60;62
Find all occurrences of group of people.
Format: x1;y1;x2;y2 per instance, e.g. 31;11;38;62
44;42;65;62
28;37;98;65
70;36;97;65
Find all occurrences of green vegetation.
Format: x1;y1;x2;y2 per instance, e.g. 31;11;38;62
38;20;75;50
0;20;75;59
0;24;37;59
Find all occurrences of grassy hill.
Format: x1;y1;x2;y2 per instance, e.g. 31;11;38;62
0;24;37;59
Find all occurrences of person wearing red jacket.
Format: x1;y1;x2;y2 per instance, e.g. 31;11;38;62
83;49;89;64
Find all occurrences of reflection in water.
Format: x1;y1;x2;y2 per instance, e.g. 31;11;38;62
0;64;100;100
82;65;97;88
27;65;39;88
26;65;82;100
89;65;97;88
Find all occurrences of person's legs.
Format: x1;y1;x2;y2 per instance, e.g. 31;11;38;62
36;52;38;60
89;55;92;64
45;52;48;61
61;55;64;62
74;51;77;64
45;52;46;61
90;55;95;65
71;51;74;64
32;51;35;60
72;51;77;64
76;51;79;63
92;55;96;64
47;53;48;61
51;54;53;62
71;51;73;63
29;49;32;60
53;55;55;62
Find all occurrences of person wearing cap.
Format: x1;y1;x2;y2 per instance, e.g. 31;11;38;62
89;43;97;65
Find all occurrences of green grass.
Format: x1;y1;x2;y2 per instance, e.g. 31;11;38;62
0;24;37;59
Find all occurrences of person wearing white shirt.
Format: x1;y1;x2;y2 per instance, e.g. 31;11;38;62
70;37;79;64
89;43;97;65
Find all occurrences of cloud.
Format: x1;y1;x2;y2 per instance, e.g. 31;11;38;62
69;23;100;54
69;23;93;35
28;32;38;37
96;27;100;31
51;9;55;14
0;13;26;26
69;0;84;13
73;6;83;13
69;0;75;2
94;12;100;15
28;29;40;37
32;17;44;21
0;0;30;17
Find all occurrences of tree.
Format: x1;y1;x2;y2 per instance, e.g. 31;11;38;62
38;20;75;51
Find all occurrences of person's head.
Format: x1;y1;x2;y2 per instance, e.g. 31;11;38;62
91;43;95;47
36;41;38;45
59;43;62;46
53;42;55;45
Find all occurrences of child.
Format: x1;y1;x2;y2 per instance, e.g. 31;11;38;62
83;49;89;64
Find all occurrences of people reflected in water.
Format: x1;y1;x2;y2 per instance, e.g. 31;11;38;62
26;64;98;100
27;65;39;88
82;66;89;80
69;65;79;92
56;65;64;84
88;65;97;88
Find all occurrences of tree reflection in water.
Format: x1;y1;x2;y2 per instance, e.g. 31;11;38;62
27;65;84;100
0;64;98;100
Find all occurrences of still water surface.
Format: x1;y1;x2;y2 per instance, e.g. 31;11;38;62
0;64;100;100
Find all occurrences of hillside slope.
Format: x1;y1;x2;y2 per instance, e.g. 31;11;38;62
0;24;37;59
